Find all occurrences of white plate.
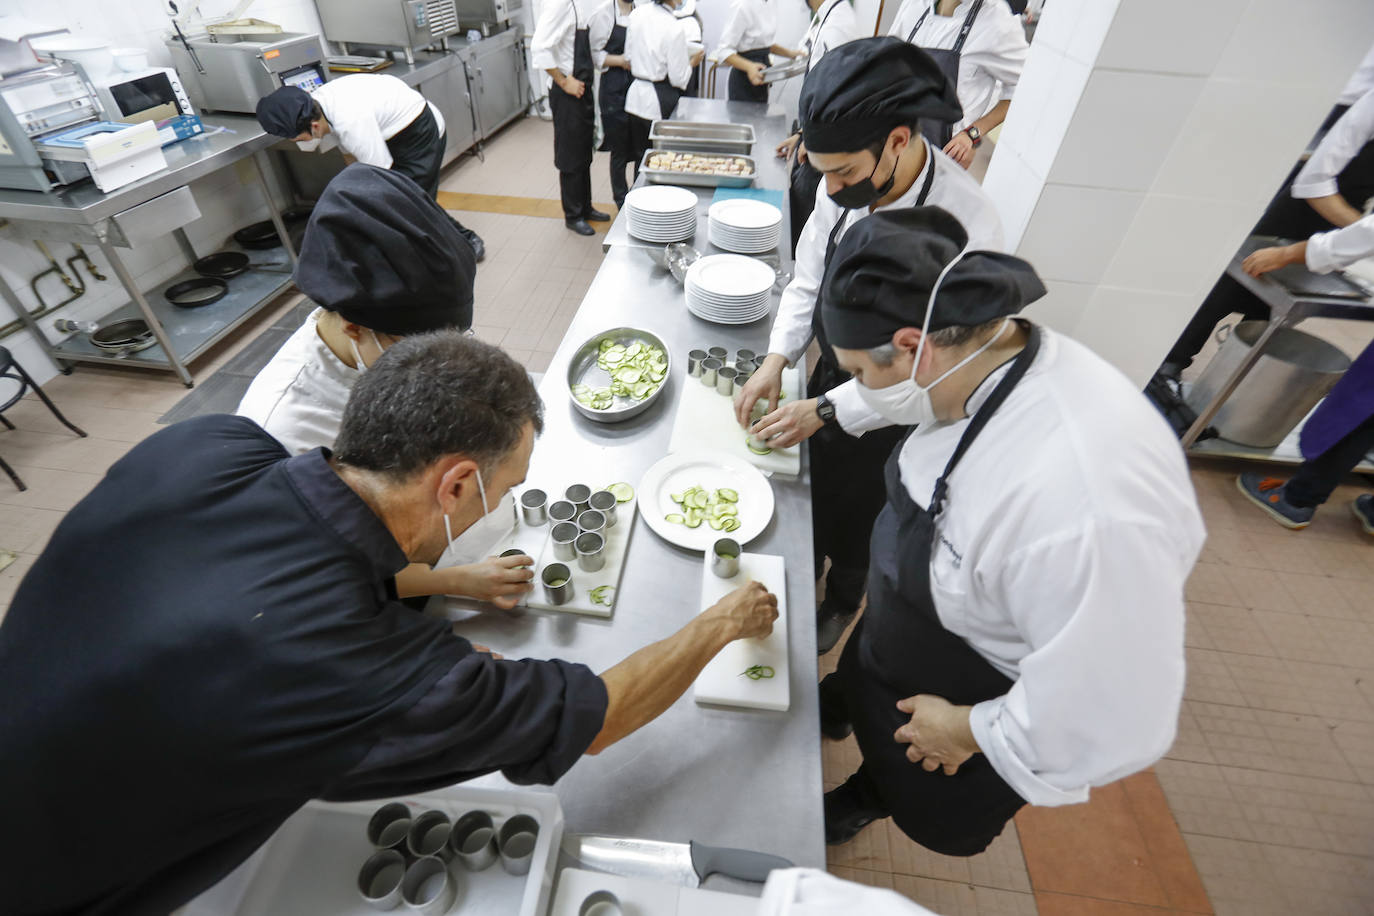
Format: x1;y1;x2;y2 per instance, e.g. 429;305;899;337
686;254;775;298
624;184;698;215
708;198;782;230
637;449;775;551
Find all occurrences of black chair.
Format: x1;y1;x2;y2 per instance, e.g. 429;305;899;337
0;346;87;492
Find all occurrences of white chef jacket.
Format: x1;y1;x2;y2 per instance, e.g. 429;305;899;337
625;2;693;121
1306;213;1374;274
767;139;1005;433
802;0;863;72
759;869;937;916
588;0;622;70
1338;41;1374;106
888;0;1028;133
715;0;778;60
236;309;357;456
1292;89;1374;200
312;75;443;170
676;3;704;57
892;327;1204;807
531;0;592;75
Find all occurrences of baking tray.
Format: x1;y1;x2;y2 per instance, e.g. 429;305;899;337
650;120;756;155
181;786;564;916
640;150;757;189
761;57;807;84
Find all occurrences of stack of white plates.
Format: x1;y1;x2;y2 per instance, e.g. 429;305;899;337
625;185;698;243
685;254;775;325
708;198;783;254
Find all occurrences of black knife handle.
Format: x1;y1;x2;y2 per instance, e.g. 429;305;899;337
689;841;794;883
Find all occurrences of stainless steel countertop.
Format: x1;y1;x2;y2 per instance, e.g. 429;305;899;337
0;115;277;225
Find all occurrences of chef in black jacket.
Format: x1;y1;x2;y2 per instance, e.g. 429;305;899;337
0;342;777;914
534;0;613;235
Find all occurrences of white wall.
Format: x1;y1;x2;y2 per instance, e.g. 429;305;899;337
983;0;1374;386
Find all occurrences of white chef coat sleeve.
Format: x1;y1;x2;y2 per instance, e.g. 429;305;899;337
1292;89;1374;199
589;0;614;69
1305;213;1374;273
531;0;573;71
967;519;1188;807
667;15;692;89
966;6;1029;100
767;190;830;363
828;378;892;436
715;0;749;60
335;113;394;169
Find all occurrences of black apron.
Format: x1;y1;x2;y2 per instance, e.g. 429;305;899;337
729;47;773;103
551;0;596;172
652;77;685;122
806;158;937;591
597;17;631;154
385;104;445;198
906;0;985;149
837;325;1041;856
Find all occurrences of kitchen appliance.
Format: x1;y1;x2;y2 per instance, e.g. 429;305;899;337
0;62;106;191
92;67;204;147
166;30;328;114
315;0;467;64
34;118;167;193
454;0;524;32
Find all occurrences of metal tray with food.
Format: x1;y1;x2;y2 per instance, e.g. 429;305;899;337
639;150;757;189
567;327;673;423
649;120;756;155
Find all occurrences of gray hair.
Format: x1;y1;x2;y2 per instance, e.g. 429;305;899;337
863;319;1006;366
334;331;543;481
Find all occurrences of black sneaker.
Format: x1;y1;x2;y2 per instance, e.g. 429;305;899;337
565;218;595;236
816;604;856;656
1352;494;1374;535
824;778;887;846
461;228;486;262
818;674;852;741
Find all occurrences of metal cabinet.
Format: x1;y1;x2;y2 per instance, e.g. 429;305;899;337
418;59;477;166
467;30;526;140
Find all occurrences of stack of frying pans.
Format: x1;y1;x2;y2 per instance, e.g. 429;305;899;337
90;319;156;354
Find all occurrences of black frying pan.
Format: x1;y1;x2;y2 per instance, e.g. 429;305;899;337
194;251;251;278
166;277;229;308
91;319;152;347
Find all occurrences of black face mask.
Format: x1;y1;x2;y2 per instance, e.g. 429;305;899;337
827;147;897;210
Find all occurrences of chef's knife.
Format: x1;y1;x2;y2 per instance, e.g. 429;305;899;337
562;833;793;888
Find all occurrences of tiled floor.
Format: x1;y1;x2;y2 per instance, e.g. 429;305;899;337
4;118;1374;915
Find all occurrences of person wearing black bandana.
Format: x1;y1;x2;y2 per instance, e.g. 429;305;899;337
733;37;1004;656
815;206;1203;854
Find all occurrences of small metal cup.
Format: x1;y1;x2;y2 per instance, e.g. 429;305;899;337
448;811;499;872
575;531;605;572
500;548;532;567
753;355;766;371
548;500;577;524
736;348;756;364
401;856;457;916
498;814;540;876
687;349;707;377
577;509;606;535
579;890;625;916
700;357;722;387
551;522;580;561
735;359;755;382
588;489;618;527
367;803;412;852
358;849;407;910
746;428;772;452
406;810;453;861
542;563;574;605
565;484;591;515
715;366;738;396
712;538;741;579
707;346;728;361
519;489;548;526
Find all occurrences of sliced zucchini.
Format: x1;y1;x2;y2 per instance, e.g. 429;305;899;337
608;482;635;502
665;513;685;524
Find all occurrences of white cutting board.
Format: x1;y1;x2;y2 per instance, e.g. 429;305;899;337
668;367;803;476
549;868;759;916
693;552;789;711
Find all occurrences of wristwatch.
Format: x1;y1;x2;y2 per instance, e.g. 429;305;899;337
964;125;982;147
816;393;837;426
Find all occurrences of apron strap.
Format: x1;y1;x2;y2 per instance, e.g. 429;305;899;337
906;0;986;53
928;323;1041;519
804;0;845;70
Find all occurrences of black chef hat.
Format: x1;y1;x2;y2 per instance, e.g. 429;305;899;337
799;37;963;154
294;164;476;335
255;86;316;138
820;207;1045;350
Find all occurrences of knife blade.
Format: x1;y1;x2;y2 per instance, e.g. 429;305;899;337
561;833;794;888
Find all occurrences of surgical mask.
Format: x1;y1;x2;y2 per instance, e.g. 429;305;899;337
296;138;322;152
436;468;516;569
828;146;897;210
854;251;1011;428
347;330;383;374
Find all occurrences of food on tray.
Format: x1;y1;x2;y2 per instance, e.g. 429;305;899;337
646;151;754;177
590;585;616;607
573;339;668;410
606;482;636;502
740;665;775;680
665;485;742;531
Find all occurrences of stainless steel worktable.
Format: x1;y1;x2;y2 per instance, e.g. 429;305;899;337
0;116;298;386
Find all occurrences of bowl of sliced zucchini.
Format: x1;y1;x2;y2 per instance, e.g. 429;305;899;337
566;327;673;423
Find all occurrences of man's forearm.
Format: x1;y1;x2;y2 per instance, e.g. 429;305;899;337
396;563;456;599
972;99;1011;136
1307;193;1364;228
587;614;736;754
545;67;566;85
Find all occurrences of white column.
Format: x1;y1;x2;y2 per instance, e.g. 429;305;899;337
984;0;1374;385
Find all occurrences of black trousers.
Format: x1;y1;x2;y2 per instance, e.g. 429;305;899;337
628;114;653;183
559;170;593;222
1285;413;1374;507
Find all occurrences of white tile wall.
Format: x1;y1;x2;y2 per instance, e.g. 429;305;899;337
1101;192;1258;296
1073;285;1198;386
1016;184;1143;286
1213;0;1374;88
1010;49;1092;180
981;146;1043;250
1025;278;1095;335
1047;69;1204;192
1095;0;1246;77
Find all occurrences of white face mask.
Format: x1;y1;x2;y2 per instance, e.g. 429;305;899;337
296;138;322;152
436;468;516;569
854;251;1010;428
348;330;383;374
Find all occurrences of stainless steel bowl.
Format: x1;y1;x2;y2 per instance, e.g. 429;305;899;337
566;327;673;424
